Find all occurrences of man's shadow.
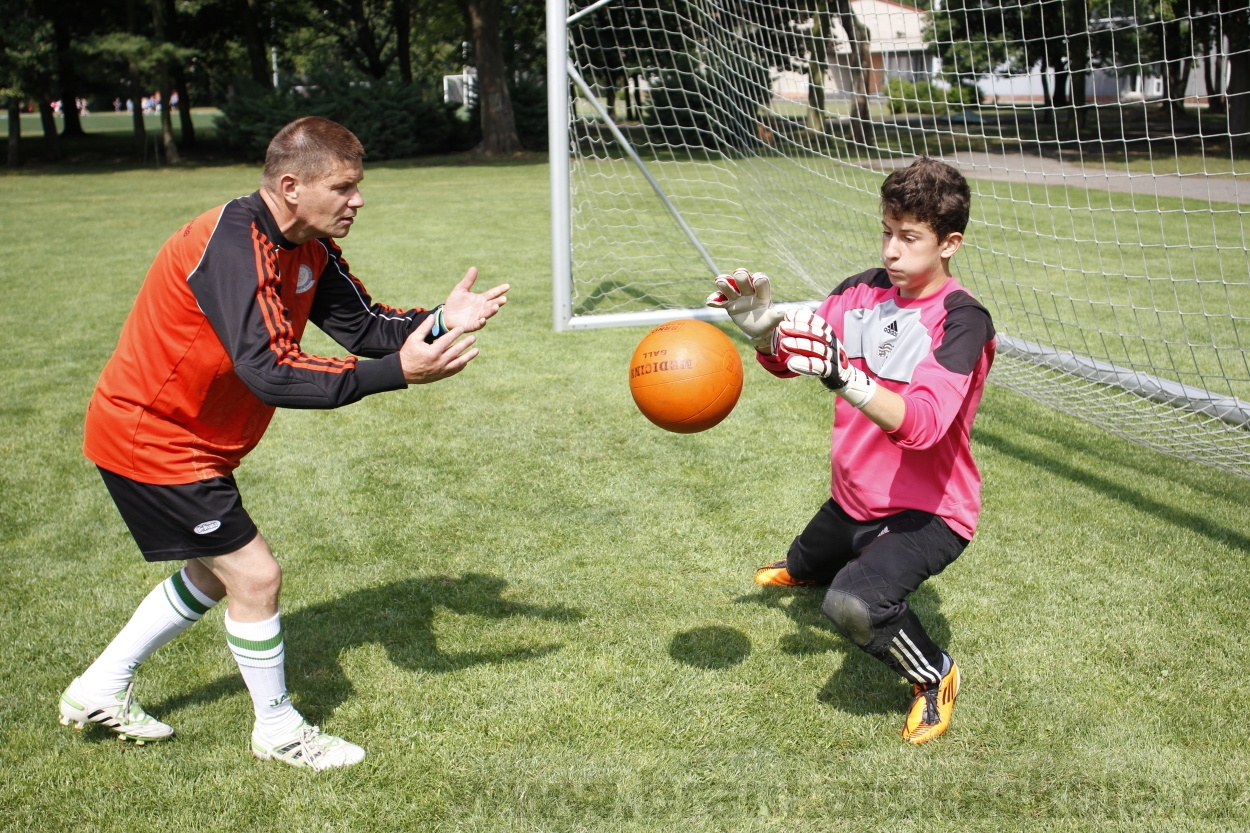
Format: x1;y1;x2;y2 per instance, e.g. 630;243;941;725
736;583;950;715
153;573;583;724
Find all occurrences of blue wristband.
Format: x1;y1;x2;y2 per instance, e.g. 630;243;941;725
430;306;447;339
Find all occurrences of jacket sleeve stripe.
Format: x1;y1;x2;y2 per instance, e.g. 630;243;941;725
250;225;354;375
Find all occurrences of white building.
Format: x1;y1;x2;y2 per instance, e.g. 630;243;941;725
772;0;931;101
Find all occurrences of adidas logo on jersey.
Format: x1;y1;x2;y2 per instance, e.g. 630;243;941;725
883;320;899;337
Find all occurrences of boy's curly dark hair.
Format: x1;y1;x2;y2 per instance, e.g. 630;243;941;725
880;158;971;242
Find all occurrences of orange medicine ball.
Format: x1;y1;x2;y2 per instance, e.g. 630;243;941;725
628;319;744;433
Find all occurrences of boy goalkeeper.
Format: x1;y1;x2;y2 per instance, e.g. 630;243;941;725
708;158;995;744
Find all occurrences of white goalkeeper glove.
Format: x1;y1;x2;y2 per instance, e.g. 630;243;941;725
706;268;786;353
777;309;878;409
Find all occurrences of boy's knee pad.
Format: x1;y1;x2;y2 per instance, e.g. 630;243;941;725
822;590;873;647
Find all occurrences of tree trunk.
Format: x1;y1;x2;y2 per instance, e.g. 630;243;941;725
1229;51;1250;152
164;0;196;148
38;100;62;160
150;0;181;163
130;85;147;155
1060;0;1089;133
241;0;272;86
172;62;196;149
52;5;85;138
348;0;389;78
395;0;412;84
7;100;20;168
126;0;147;156
461;0;520;154
806;0;831;131
1204;54;1224;114
1053;68;1068;109
833;0;873;147
1039;63;1052;125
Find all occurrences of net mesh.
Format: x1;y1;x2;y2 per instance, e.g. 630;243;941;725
565;0;1250;476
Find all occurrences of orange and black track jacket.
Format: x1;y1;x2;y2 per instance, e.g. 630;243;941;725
84;191;435;485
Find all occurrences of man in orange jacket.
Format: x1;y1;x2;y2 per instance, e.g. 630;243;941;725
60;116;508;771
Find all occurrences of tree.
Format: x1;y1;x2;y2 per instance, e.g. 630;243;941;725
51;0;88;137
239;0;274;87
457;0;520;152
1223;0;1250;147
0;0;61;161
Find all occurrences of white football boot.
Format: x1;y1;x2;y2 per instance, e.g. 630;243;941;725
251;723;365;772
59;677;174;744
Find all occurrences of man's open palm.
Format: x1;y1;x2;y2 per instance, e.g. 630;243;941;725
443;267;509;333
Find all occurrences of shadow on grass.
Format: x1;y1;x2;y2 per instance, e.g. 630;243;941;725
152;573;583;724
736;582;949;715
976;426;1250;554
669;625;752;669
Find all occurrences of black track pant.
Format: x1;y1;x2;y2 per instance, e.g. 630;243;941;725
785;499;968;686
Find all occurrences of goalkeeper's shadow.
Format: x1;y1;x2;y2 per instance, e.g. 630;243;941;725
737;583;949;716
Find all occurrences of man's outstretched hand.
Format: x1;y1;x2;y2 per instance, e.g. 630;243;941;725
399;315;477;385
442;267;509;333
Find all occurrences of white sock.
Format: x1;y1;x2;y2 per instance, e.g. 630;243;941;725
79;567;218;699
225;611;304;741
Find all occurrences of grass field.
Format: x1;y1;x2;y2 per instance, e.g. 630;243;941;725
3;157;1250;831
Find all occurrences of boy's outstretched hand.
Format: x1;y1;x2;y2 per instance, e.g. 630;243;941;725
778;309;878;409
706;268;784;353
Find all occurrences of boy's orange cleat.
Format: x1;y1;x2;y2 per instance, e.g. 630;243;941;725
901;661;960;744
754;559;818;587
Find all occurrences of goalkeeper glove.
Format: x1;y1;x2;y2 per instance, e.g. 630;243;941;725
777;309;878;409
706;268;786;353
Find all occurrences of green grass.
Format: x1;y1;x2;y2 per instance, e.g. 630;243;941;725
3;158;1250;831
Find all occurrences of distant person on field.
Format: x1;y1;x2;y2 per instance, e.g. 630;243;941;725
709;157;994;745
61;116;509;771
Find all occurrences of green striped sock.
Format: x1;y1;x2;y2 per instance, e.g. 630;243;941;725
79;568;217;699
225;611;304;740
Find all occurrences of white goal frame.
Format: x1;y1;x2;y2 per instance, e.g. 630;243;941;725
547;0;738;332
547;0;1250;476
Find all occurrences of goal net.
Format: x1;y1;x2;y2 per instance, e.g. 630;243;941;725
547;0;1250;477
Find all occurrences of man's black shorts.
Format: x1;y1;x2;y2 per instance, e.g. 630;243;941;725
98;467;258;562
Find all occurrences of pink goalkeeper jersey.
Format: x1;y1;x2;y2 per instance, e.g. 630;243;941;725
760;268;996;540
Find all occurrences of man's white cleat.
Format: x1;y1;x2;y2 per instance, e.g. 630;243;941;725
251;723;366;772
58;677;174;744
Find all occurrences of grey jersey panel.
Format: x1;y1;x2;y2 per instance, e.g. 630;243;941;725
841;299;932;384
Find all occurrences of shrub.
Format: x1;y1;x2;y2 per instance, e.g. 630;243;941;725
216;75;471;161
641;49;770;153
884;78;977;116
509;73;549;152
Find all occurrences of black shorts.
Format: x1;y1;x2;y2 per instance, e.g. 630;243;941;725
98;467;258;562
786;498;968;594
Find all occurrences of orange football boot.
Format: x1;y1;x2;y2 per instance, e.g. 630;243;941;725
754;559;818;587
901;661;960;744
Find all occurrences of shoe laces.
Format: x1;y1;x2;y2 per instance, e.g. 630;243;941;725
118;683;142;722
915;684;940;726
293;725;331;767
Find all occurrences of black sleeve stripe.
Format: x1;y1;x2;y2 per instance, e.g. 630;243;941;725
935;292;994;376
829;267;890;297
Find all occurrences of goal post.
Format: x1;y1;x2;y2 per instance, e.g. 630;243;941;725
550;0;1250;477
